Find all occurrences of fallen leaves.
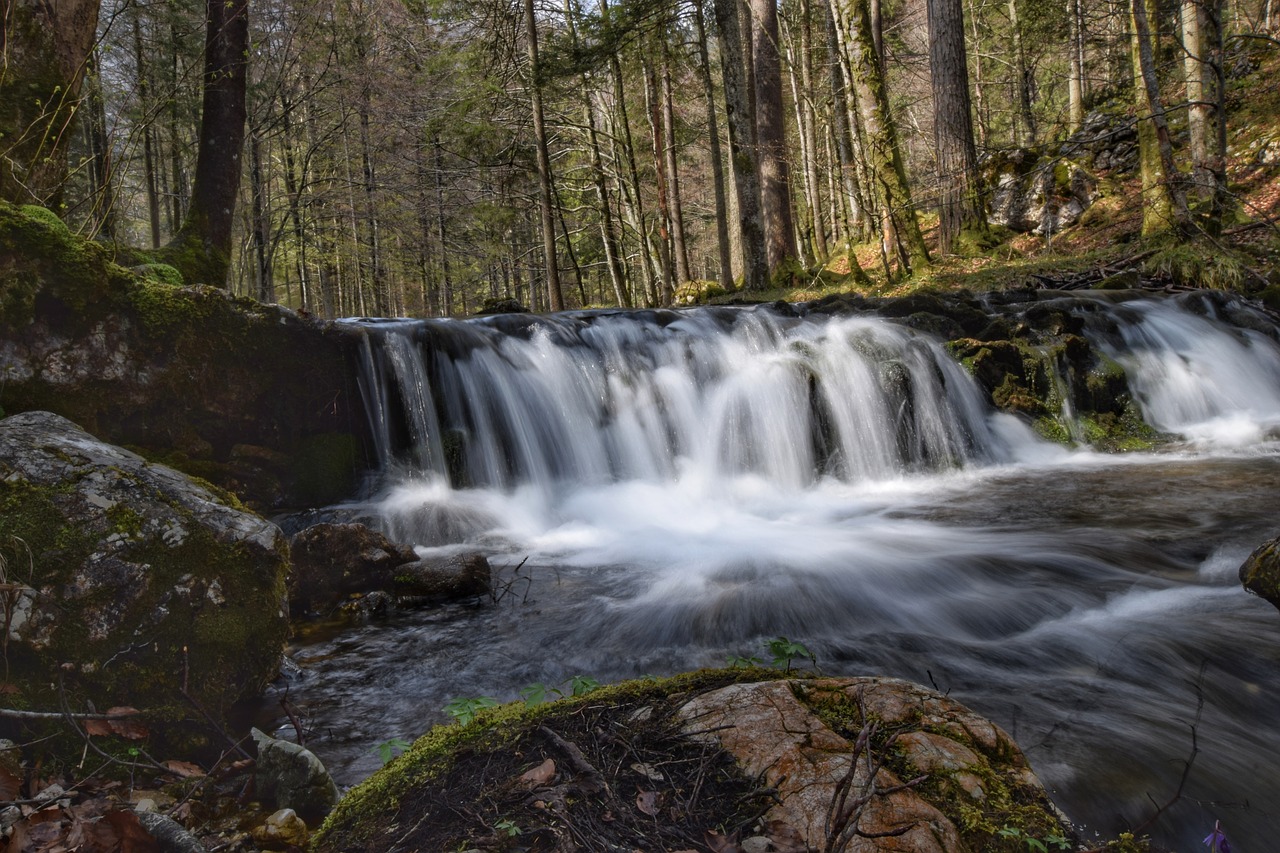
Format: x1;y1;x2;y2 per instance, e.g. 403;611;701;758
83;708;148;740
634;789;663;817
517;758;556;787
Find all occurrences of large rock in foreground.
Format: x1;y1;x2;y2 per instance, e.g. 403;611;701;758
314;672;1070;852
0;411;288;741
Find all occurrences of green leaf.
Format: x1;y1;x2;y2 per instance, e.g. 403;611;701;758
569;675;600;696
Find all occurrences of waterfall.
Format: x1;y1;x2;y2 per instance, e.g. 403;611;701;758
1095;295;1280;443
351;306;1027;493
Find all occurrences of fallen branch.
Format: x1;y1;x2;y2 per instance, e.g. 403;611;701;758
0;708;146;722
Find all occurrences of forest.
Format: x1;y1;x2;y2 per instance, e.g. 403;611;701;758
5;0;1277;317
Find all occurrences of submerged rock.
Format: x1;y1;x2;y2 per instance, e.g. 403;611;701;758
0;411;288;742
1241;536;1280;612
394;552;491;601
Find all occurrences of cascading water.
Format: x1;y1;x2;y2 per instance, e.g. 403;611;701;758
277;294;1280;850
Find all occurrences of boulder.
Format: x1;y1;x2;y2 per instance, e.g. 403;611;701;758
313;672;1071;853
252;728;340;821
287;523;416;616
988;153;1099;235
394;552;491;600
1241;536;1280;612
679;677;1067;851
0;411;288;738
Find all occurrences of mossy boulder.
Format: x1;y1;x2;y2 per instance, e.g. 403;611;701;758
0;411;288;753
0;201;369;510
1240;536;1280;612
314;672;1072;853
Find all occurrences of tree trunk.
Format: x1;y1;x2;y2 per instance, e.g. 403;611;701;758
694;0;735;291
1068;0;1085;133
133;13;163;249
250;131;273;303
167;0;249;287
643;55;676;302
753;0;798;273
85;52;116;240
524;0;565;312
662;40;693;286
715;0;770;290
1008;0;1037;147
797;0;828;261
1131;0;1191;236
841;0;930;274
0;0;100;206
927;0;984;253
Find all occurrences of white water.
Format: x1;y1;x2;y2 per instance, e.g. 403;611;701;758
283;295;1280;849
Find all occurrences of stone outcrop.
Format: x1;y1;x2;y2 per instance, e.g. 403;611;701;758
313;673;1071;853
0;202;367;510
252;728;341;821
679;677;1067;852
0;411;288;740
287;522;416;616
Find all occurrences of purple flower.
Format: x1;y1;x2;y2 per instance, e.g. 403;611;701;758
1203;820;1231;853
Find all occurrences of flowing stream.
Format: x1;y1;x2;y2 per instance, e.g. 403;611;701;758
271;293;1280;849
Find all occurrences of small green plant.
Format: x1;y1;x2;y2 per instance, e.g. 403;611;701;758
568;675;600;696
726;655;764;669
519;682;563;706
997;826;1071;852
443;695;499;725
767;636;817;672
373;737;412;765
494;818;521;837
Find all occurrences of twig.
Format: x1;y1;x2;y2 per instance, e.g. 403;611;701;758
538;725;606;794
0;708;149;721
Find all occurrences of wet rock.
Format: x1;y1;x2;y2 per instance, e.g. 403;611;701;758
394;552;491;601
288;522;416;616
252;728;341;821
1241;536;1280;612
0;411;288;738
678;677;1068;851
134;811;207;853
475;297;529;315
252;808;310;849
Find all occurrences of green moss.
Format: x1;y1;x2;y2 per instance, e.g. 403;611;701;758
18;205;70;236
133;263;185;287
1143;241;1251;290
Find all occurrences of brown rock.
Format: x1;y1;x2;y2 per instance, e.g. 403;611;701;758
288;523;416;615
1241;536;1280;612
394;553;491;601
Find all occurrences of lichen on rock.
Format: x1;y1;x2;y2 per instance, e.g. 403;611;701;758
0;411;288;750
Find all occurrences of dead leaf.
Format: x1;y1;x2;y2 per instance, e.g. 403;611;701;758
764;819;807;853
83;719;112;738
105;708;148;740
629;761;665;782
634;789;662;817
0;765;21;801
0;682;20;695
705;829;743;853
104;808;164;853
162;760;206;779
517;758;556;787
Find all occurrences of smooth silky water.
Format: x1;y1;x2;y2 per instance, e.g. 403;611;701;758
270;295;1280;849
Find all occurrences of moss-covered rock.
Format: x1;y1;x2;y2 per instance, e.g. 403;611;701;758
0;411;288;756
1240;535;1280;612
314;672;1074;853
0;201;370;510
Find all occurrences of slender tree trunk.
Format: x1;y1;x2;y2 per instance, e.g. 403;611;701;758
797;0;828;260
1177;0;1208;201
85;52;115;240
1008;0;1037;147
0;0;99;206
167;0;249;287
842;0;930;273
694;0;735;291
133;14;162;248
662;39;693;285
524;0;565;312
250;130;273;303
643;55;676;302
827;6;865;240
927;0;984;253
715;0;769;289
1204;0;1229;228
753;0;799;272
433;138;453;316
968;0;991;146
1068;0;1086;133
1131;0;1191;235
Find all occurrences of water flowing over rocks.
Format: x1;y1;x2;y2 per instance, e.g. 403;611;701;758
0;410;288;741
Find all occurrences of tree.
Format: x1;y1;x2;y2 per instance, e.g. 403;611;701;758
927;0;984;253
166;0;251;287
753;0;798;272
1130;0;1190;236
525;0;565;312
0;0;100;207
